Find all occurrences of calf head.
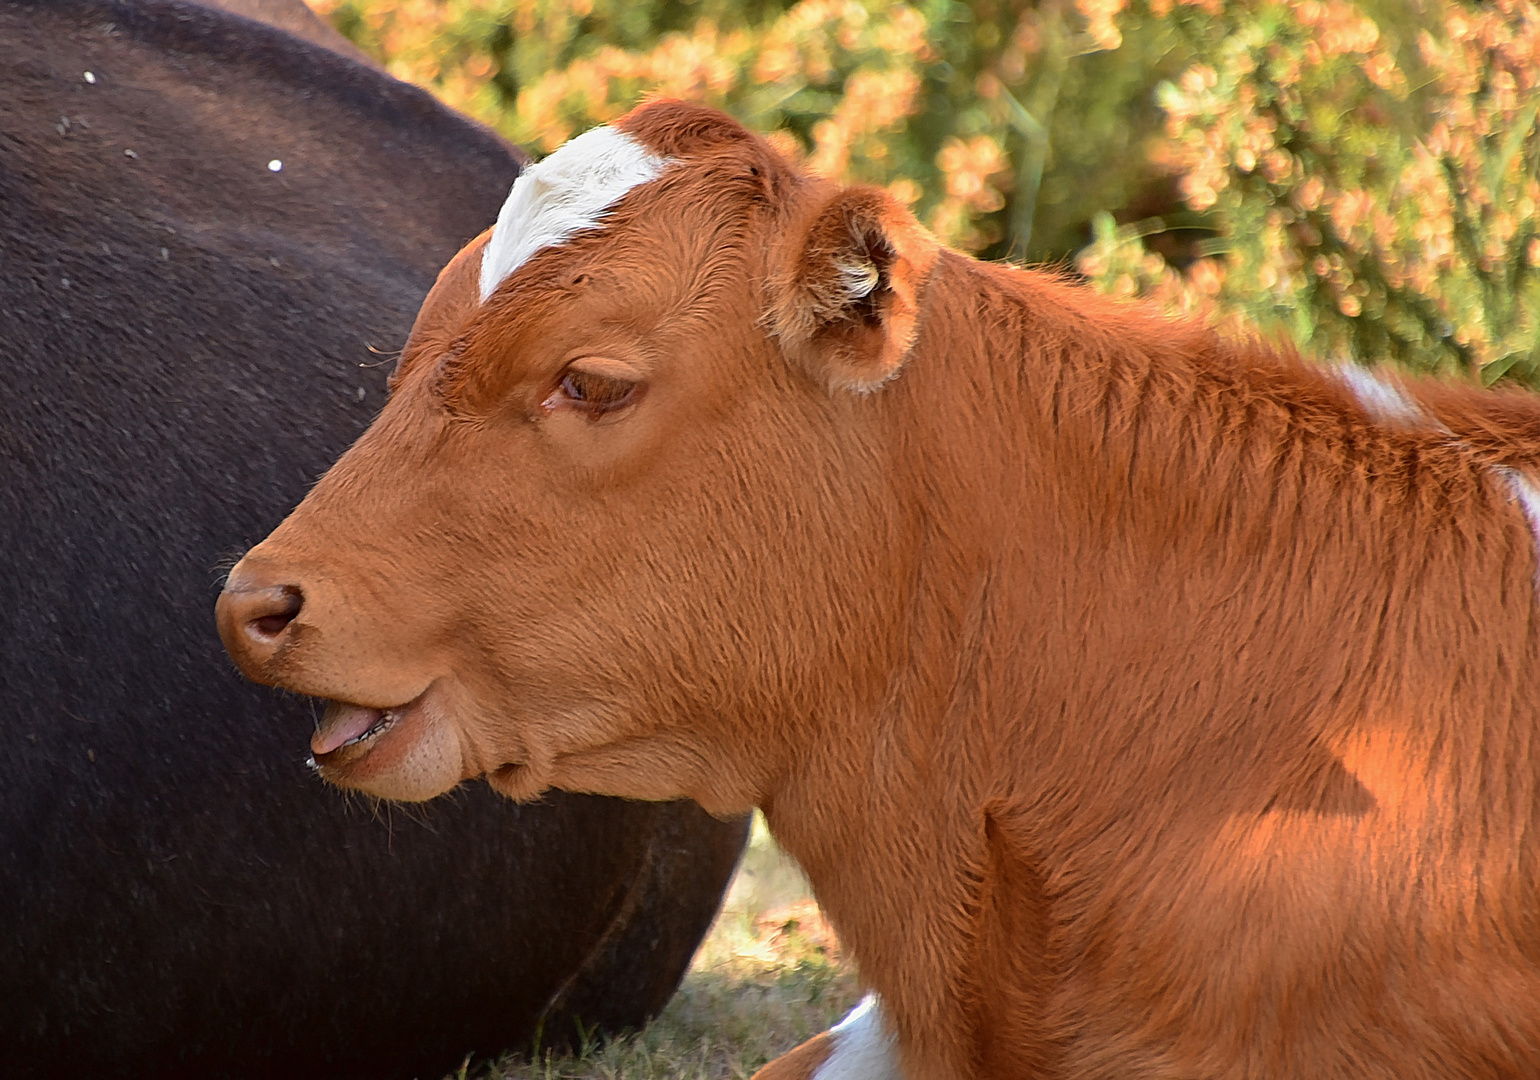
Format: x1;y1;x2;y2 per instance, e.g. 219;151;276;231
217;102;939;808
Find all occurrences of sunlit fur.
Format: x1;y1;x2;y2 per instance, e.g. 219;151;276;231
220;102;1540;1080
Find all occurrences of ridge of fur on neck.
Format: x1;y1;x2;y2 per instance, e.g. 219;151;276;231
940;258;1538;558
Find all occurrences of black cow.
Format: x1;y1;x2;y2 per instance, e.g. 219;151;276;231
0;2;747;1077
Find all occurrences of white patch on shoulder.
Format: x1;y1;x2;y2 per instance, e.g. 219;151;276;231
478;126;669;303
1334;363;1426;427
1496;466;1540;567
813;994;904;1080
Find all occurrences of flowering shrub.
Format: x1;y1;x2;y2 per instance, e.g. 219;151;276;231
315;0;1540;383
1078;0;1540;382
313;0;1176;255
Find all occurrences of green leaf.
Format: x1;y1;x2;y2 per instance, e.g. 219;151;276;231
1481;353;1523;386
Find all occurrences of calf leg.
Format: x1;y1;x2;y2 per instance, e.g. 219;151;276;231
751;995;904;1080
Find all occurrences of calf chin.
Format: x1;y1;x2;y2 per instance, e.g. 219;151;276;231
313;693;470;802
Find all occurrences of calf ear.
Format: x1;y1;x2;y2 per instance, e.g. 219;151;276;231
769;186;939;394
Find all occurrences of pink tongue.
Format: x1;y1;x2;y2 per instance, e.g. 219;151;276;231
312;705;384;755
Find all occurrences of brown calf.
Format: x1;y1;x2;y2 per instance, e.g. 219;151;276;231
219;101;1540;1079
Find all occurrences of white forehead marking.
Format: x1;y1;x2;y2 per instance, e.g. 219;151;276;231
1334;363;1426;427
478;126;669;303
813;994;903;1080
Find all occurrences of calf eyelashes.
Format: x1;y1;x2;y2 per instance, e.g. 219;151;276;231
543;364;645;419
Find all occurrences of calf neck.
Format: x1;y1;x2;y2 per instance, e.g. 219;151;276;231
219;102;1540;1079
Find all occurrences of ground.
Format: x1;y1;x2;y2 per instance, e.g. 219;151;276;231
474;813;859;1080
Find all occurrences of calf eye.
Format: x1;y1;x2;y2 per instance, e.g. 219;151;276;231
545;365;641;419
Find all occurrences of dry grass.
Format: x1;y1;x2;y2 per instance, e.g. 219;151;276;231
477;813;858;1080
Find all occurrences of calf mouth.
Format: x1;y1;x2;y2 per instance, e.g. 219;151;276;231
308;693;422;772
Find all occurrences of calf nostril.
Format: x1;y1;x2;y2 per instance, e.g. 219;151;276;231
248;586;303;639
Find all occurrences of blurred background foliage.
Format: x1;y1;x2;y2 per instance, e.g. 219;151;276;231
314;0;1540;384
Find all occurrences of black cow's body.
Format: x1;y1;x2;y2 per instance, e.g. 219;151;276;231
0;2;746;1076
199;0;381;65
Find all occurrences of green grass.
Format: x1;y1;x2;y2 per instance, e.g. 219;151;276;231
479;813;858;1080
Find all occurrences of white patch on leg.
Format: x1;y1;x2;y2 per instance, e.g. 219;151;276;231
478;126;670;303
813;994;903;1080
1334;363;1428;427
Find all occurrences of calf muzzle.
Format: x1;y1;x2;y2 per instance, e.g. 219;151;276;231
217;565;304;681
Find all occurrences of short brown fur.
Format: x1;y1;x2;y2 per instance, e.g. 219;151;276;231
218;102;1540;1079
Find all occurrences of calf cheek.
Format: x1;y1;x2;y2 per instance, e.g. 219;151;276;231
631;422;878;714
